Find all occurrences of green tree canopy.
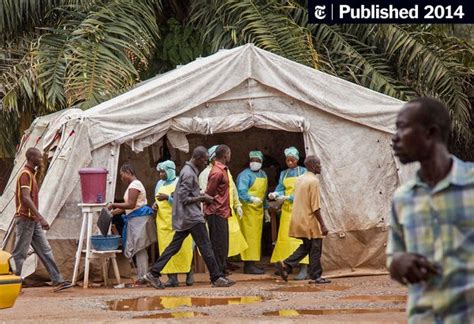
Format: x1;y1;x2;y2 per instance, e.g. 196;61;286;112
1;0;472;158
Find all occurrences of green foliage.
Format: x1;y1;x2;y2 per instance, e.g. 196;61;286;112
0;112;21;157
0;0;472;159
284;0;472;145
312;24;416;101
1;0;161;154
189;0;319;68
162;19;206;66
375;25;472;142
1;0;70;42
144;17;210;76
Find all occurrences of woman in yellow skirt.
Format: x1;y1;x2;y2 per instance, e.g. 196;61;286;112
269;147;309;280
154;160;193;287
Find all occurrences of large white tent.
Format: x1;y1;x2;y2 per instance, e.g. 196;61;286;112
0;44;414;278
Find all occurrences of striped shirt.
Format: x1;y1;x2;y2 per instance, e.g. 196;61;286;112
15;165;39;219
387;156;474;323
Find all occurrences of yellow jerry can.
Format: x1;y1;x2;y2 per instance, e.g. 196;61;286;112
0;250;22;309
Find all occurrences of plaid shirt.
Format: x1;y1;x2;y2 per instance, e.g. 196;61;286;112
387;156;474;324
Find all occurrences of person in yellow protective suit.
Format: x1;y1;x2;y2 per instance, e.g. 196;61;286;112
269;146;309;280
154;160;193;287
236;151;269;274
199;145;248;270
227;171;249;258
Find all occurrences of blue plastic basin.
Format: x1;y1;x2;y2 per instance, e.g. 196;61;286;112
90;235;120;251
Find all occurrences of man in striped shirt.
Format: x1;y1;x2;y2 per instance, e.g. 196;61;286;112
12;147;72;291
388;98;474;323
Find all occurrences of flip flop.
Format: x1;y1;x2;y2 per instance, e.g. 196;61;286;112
275;261;289;282
53;281;73;292
310;277;331;284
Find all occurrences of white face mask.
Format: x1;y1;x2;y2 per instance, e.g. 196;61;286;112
250;162;262;171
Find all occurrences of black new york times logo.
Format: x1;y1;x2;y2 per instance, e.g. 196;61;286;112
308;0;473;23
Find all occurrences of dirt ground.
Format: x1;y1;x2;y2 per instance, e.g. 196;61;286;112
2;272;407;323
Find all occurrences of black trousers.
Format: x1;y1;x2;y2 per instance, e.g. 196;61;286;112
149;222;222;282
206;215;229;274
284;238;323;279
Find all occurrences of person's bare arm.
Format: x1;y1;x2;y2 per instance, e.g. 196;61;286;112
313;209;328;235
20;187;49;230
108;188;139;212
111;208;126;216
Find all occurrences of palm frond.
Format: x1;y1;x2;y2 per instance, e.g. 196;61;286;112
1;44;46;113
16;0;160;109
64;0;159;107
189;0;319;68
0;111;20;157
311;24;416;100
0;0;89;43
376;24;472;141
35;30;70;109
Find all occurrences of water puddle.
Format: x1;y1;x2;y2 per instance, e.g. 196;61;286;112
339;295;406;302
272;284;349;292
108;296;263;311
134;311;208;319
263;308;405;316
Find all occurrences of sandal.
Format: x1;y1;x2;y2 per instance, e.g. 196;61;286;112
275;261;289;282
310;277;331;284
53;281;73;292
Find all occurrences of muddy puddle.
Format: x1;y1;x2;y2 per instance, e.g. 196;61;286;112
134;311;208;319
339;295;406;302
263;308;405;316
108;296;263;311
272;284;349;293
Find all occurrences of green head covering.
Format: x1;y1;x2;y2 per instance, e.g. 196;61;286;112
249;151;263;162
208;145;219;162
157;160;176;181
284;146;299;160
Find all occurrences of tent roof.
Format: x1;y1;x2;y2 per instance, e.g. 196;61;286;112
73;44;403;150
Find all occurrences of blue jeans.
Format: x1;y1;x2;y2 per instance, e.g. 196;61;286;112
12;218;64;283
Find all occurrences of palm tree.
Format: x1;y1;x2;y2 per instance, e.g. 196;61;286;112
1;0;472;158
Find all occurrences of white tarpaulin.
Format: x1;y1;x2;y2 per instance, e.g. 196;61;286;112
0;44;415;277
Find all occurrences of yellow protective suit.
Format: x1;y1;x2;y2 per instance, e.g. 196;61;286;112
270;173;309;264
227;171;248;257
155;180;193;274
239;177;267;261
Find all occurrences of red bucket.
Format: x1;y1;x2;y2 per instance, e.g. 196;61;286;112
79;168;108;203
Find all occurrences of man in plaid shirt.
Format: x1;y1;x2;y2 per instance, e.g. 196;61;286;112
388;97;474;323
